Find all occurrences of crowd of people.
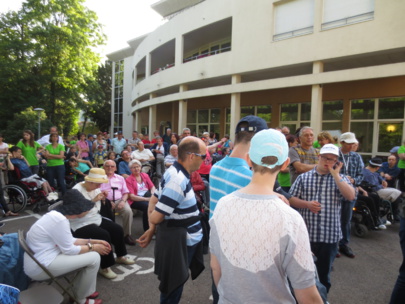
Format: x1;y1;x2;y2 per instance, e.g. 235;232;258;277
1;120;404;304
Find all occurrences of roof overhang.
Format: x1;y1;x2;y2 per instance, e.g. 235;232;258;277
151;0;205;18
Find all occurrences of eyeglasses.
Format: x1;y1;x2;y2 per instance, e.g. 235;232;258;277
104;165;116;168
320;155;337;163
186;152;207;160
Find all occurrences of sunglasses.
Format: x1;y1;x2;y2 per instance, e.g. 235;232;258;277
186;152;207;160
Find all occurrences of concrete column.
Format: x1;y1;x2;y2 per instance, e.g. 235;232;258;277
178;85;188;134
146;53;151;77
175;35;183;67
230;75;242;142
149;93;157;139
110;61;116;136
310;61;324;136
134;101;141;132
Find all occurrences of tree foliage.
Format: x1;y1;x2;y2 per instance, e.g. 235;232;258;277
0;0;105;138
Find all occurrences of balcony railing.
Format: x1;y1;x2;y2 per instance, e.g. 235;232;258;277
183;46;231;63
321;12;374;30
151;63;175;75
273;26;314;41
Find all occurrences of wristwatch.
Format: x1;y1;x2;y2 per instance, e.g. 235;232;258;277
87;243;93;251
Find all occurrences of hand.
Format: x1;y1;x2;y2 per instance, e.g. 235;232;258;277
93;193;105;202
93;243;111;255
110;201;116;209
382;180;388;188
275;193;290;206
308;201;321;214
329;161;343;176
117;201;125;210
136;228;154;248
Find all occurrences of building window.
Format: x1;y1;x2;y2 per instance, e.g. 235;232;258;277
225;105;271;135
322;100;343;134
187;109;220;137
273;0;314;41
280;103;310;134
322;0;374;30
113;59;124;133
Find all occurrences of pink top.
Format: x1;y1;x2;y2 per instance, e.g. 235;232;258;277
100;174;129;201
125;173;154;206
77;140;89;158
197;148;212;175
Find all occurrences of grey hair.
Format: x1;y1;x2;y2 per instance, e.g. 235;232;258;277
129;159;142;167
170;144;178;150
182;128;190;133
299;126;313;137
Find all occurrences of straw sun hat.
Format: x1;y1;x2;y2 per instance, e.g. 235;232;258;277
84;168;108;183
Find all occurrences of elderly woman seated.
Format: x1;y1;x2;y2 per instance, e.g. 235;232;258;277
9;146;58;202
71;168;135;280
24;189;111;304
125;160;156;232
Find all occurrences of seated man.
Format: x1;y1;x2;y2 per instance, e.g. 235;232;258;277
131;141;155;173
379;155;400;188
118;150;131;179
164;145;178;168
100;160;135;245
9;146;58;201
363;157;401;221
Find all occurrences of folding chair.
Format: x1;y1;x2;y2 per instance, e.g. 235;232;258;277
17;230;81;304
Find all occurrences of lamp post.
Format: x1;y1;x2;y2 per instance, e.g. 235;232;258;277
33;108;44;138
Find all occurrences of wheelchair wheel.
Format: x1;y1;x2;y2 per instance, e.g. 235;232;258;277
3;184;28;213
353;223;368;238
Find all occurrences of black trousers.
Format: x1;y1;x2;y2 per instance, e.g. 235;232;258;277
72;218;127;269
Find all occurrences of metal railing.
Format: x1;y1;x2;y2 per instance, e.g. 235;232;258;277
321;12;374;30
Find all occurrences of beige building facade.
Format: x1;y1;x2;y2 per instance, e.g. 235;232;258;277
107;0;405;158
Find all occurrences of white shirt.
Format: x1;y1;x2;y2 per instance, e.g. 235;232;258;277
131;149;153;164
24;211;80;277
37;134;64;146
69;183;103;231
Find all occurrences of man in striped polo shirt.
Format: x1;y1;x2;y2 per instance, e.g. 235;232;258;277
289;144;355;293
148;136;206;303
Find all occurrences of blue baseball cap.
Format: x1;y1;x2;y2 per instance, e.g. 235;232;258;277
235;115;268;134
249;129;289;169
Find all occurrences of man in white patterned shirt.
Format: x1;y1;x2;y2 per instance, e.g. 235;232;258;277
210;129;323;304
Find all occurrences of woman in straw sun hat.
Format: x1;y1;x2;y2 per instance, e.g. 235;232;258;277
70;168;135;280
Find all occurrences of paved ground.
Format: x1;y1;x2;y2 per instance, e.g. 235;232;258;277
1;206;402;304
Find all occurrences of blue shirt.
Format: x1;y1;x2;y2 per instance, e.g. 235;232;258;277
10;158;32;178
289;168;351;243
209;156;252;219
362;168;384;191
378;162;400;179
154;162;202;246
118;160;131;176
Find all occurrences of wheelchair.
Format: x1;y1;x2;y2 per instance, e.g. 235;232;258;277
142;160;159;188
3;168;52;213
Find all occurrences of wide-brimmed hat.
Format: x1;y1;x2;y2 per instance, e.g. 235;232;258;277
55;190;95;216
85;168;108;183
340;132;358;144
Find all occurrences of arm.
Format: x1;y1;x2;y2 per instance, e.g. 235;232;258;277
210;253;222;287
5;156;14;171
294;286;323;304
136;195;159;248
207;138;226;154
289;197;321;214
293;162;317;174
74;238;111;255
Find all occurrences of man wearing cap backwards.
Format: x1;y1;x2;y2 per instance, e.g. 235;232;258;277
289;144;355;292
111;131;127;156
100;160;135;246
288;126;319;185
363;157;401;221
208;115;291;303
210;129;323;303
337;132;364;258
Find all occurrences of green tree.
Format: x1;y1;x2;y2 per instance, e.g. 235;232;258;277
0;0;105;135
81;61;112;132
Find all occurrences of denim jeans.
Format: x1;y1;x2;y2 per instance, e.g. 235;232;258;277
339;199;355;246
389;217;405;304
46;164;66;195
311;242;338;293
160;243;198;304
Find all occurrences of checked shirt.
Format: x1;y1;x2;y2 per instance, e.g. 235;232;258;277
289;168;351;243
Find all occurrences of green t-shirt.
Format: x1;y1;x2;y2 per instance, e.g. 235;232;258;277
45;144;65;167
277;171;291;187
16;141;42;166
398;145;405;169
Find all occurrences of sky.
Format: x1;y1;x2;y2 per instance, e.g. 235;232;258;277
0;0;166;58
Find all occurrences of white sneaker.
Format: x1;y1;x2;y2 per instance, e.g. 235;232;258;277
385;220;392;226
378;224;387;230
